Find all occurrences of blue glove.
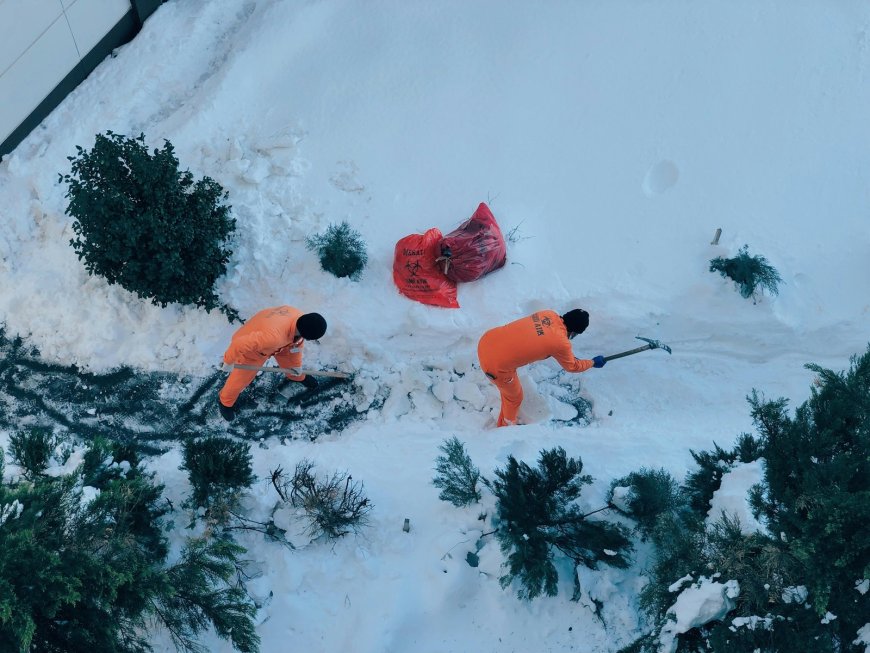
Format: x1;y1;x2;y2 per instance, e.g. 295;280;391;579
592;356;606;368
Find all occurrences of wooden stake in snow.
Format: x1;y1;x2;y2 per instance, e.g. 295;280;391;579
403;518;410;533
711;228;722;245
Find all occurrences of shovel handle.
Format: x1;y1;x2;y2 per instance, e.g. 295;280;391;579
230;364;350;379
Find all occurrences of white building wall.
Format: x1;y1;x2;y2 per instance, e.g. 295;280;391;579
0;0;130;145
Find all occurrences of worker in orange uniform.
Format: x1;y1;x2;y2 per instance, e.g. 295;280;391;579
218;306;327;421
477;308;605;427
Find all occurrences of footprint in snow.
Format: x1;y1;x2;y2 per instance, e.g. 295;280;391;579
642;159;679;196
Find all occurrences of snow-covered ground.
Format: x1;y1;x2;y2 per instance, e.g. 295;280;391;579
1;1;869;651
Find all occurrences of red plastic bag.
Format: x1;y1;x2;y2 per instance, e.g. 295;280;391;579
438;203;507;283
393;228;459;308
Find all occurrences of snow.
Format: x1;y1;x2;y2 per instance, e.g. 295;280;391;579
1;0;869;651
0;499;24;526
706;459;766;534
855;623;870;653
659;578;740;653
610;485;633;513
782;585;809;605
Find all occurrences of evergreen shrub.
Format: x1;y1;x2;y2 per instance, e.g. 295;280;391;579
490;447;632;600
627;347;870;653
181;436;254;515
6;427;65;480
682;442;738;516
433;436;482;507
62;131;239;321
306;221;368;280
609;468;681;540
709;244;782;301
0;439;258;652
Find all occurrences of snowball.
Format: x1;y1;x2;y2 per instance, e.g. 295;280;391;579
856;579;869;595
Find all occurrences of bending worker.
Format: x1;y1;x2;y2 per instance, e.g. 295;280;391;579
477;308;605;427
218;305;326;421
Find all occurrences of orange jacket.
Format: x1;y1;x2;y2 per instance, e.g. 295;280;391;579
223;306;305;366
478;309;593;373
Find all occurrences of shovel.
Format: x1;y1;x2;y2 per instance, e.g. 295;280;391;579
228;364;350;379
603;336;672;363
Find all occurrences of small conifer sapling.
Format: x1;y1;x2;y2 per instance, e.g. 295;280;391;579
709;244;782;301
433;436;482;507
306;221;368;280
490;447;632;600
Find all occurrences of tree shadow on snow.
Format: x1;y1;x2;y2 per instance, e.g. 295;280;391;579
0;328;371;454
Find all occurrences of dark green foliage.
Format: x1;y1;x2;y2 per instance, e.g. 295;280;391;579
490;447;632;600
306;221;368;280
682;442;735;517
748;353;870;641
61;131;239;321
433;436;482;507
6;427;64;480
609;468;681;539
709;244;782;300
635;347;870;653
0;439;258;652
638;509;706;617
616;633;657;653
682;433;765;518
80;437;142;487
274;460;372;539
154;537;259;653
181;436;255;513
731;432;764;463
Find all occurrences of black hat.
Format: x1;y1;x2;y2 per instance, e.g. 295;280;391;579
297;313;327;340
561;309;589;335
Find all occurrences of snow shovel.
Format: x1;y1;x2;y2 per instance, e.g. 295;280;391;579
228;364;350;379
226;364;350;401
603;336;672;363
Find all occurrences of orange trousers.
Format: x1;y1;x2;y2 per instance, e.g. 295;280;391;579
478;338;523;427
219;349;300;408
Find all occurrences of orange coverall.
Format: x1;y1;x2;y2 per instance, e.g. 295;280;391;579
219;306;307;408
477;309;594;427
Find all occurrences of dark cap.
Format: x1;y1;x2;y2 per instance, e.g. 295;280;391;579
561;309;589;335
297;312;327;340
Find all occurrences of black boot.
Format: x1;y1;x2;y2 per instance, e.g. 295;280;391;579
218;401;237;422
